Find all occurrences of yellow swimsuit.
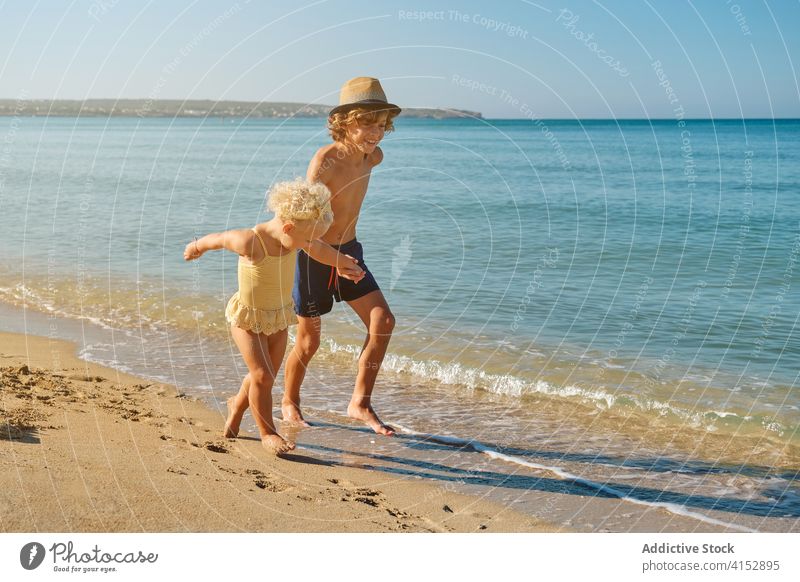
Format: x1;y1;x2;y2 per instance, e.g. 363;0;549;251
224;228;297;334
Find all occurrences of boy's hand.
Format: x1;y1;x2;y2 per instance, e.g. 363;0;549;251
337;254;365;283
184;239;203;261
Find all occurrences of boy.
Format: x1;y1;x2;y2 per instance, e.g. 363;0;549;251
282;77;401;436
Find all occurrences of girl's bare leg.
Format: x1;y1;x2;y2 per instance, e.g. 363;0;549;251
223;374;250;438
225;327;289;436
229;325;293;454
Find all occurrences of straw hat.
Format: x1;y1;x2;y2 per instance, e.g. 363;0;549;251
329;77;401;117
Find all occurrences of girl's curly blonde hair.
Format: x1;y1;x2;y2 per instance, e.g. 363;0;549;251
328;107;398;143
267;178;333;226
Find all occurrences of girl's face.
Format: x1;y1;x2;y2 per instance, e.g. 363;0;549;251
346;111;387;154
281;219;330;249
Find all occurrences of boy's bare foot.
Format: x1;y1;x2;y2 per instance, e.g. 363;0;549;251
261;434;296;456
347;403;395;436
281;403;311;427
223;396;242;438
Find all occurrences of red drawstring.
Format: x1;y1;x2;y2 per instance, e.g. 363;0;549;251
327;266;338;290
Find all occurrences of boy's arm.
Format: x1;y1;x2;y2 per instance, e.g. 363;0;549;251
184;229;257;261
306;149;325;182
306;146;336;189
369;145;383;167
303;240;364;282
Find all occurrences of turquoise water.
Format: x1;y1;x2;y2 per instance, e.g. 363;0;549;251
2;115;799;531
0;116;798;452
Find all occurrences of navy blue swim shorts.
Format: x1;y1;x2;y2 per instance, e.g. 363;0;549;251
293;238;380;317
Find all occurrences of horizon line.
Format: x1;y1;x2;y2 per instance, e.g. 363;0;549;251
0;98;796;121
483;117;800;121
1;114;796;121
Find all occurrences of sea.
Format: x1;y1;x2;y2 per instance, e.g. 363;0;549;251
0;115;798;532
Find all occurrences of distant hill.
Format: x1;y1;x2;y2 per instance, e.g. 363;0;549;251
0;99;481;119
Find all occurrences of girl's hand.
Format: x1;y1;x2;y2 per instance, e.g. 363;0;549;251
184;239;203;261
338;266;365;283
337;254;365;283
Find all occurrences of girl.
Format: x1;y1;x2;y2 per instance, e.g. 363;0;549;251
184;178;364;454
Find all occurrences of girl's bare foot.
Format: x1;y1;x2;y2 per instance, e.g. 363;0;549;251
347;403;395;436
261;434;295;456
281;403;311;427
223;397;242;438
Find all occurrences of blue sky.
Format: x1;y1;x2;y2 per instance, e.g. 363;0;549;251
0;0;798;118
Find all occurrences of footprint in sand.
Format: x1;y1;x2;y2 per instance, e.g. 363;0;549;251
355;487;380;497
386;507;412;519
66;373;105;383
203;442;228;454
326;481;419;528
254;476;288;492
245;469;289;492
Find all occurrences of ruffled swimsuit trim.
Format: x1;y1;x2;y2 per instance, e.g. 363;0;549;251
225;291;295;334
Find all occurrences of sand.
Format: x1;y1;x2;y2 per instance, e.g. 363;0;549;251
0;331;563;533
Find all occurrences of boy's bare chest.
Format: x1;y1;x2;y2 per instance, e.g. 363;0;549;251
328;163;372;201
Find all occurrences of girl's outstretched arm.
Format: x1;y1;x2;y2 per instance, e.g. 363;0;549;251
304;239;365;282
184;229;258;261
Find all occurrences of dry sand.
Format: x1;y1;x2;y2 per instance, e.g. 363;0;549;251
0;331;562;533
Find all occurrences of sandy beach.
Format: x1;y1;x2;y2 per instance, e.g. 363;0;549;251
0;331;562;533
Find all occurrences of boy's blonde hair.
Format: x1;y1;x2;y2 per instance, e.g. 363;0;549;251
267;178;333;226
328;107;398;143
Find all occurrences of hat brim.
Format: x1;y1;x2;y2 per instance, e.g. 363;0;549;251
329;100;401;117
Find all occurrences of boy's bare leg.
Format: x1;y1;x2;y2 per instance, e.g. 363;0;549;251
282;315;322;426
230;325;294;454
346;290;396;436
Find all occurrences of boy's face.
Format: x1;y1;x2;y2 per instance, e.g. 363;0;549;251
346;111;388;154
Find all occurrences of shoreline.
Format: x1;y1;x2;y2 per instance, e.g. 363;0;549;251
0;302;796;533
0;265;796;456
0;330;562;532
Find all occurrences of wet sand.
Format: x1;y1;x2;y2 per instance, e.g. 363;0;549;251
0;331;562;532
